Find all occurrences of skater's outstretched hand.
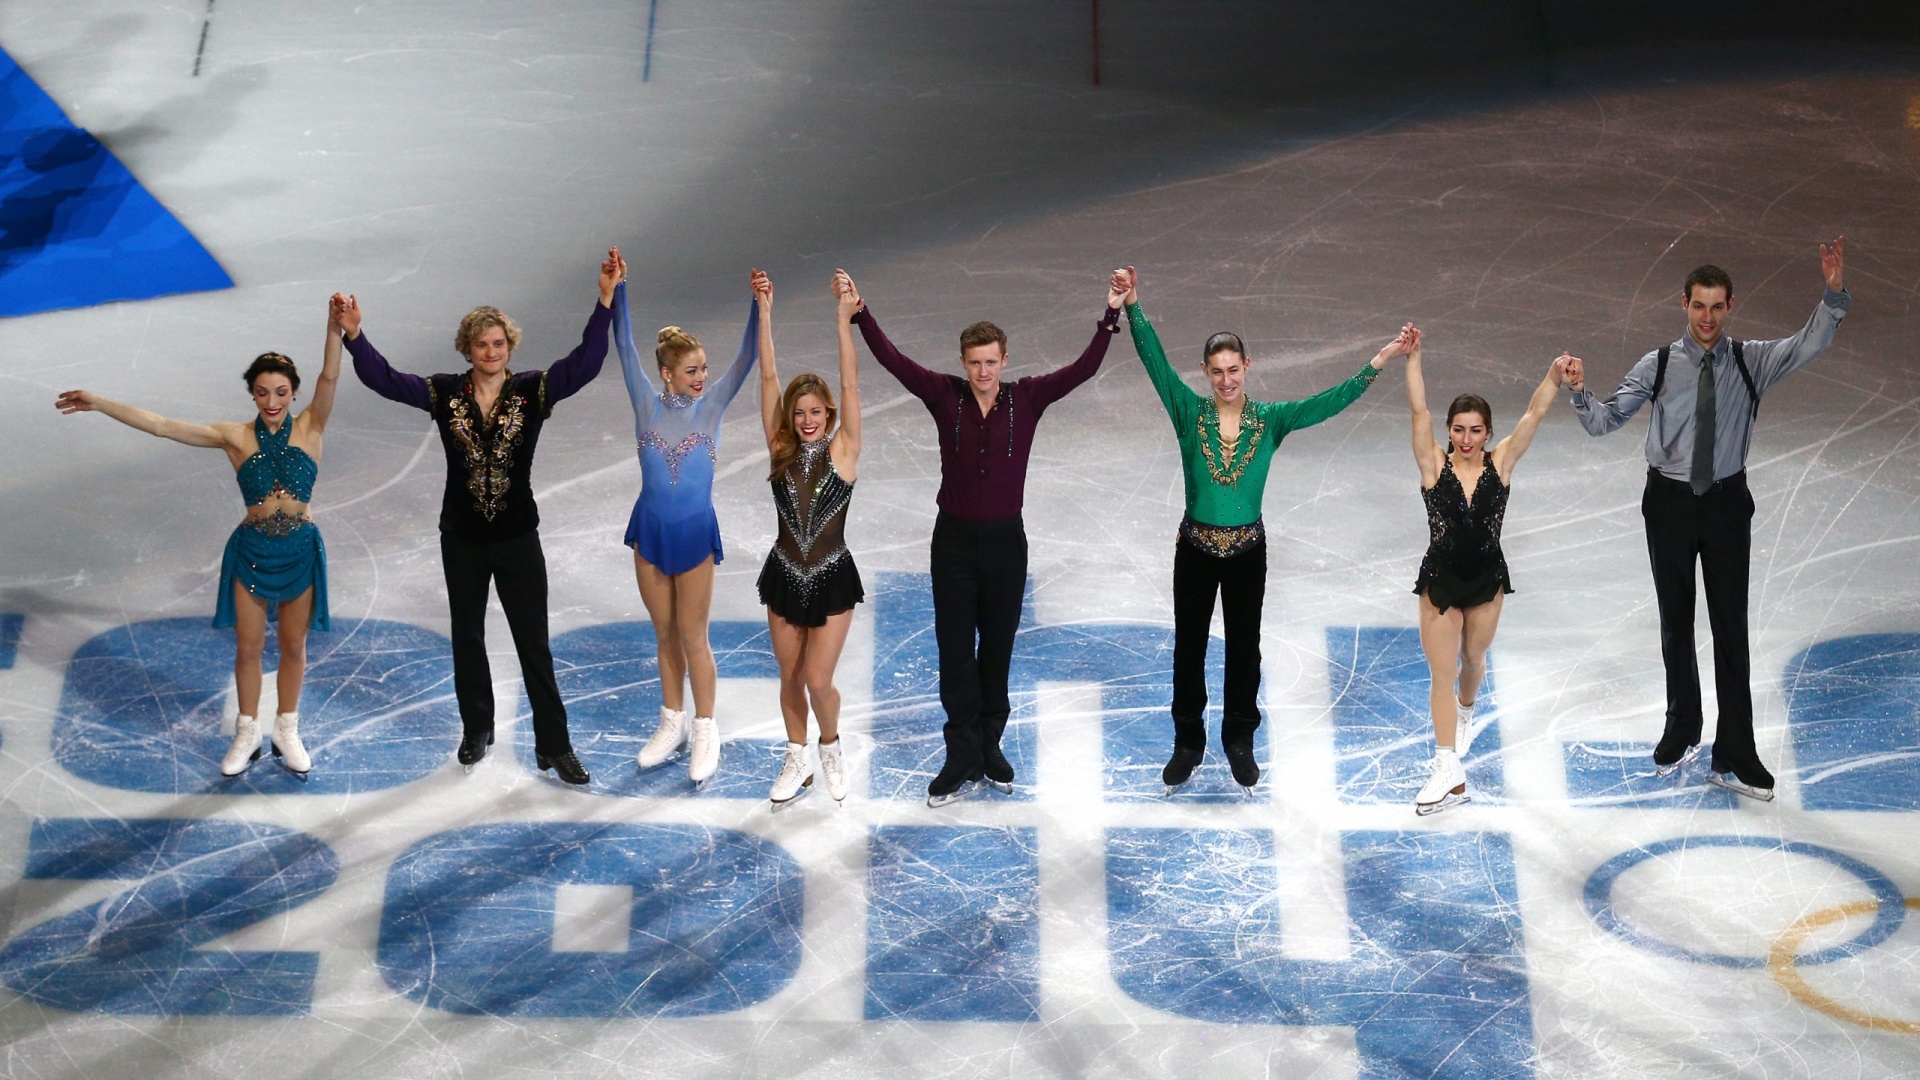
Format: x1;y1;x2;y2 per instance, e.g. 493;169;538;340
833;269;862;322
599;247;626;306
751;268;773;312
1371;324;1416;370
1563;354;1585;392
1820;235;1845;292
1107;266;1133;309
331;293;362;339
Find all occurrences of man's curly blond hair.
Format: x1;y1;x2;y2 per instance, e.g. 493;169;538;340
455;306;523;358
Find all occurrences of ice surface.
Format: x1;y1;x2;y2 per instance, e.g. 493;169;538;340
3;3;1920;1078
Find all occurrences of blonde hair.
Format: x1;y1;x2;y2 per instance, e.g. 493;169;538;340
656;325;703;373
454;306;522;357
768;374;838;480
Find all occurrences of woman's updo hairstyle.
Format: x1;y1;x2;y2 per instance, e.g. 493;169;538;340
242;352;301;394
656;325;702;370
1203;331;1246;363
1444;393;1493;454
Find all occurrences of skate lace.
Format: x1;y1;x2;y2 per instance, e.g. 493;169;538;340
776;747;809;787
819;745;844;784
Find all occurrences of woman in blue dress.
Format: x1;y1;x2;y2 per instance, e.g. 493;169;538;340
55;299;343;780
617;270;767;785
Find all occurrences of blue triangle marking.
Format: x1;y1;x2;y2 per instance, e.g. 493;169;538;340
1;46;233;317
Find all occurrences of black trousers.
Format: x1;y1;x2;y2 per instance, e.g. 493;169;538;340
1170;538;1268;747
440;528;573;757
929;512;1027;777
1641;469;1756;769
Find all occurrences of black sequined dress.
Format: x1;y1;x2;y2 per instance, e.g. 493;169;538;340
1412;451;1514;614
758;438;865;627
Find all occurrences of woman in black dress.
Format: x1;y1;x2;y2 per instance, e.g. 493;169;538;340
752;270;867;808
1403;325;1571;814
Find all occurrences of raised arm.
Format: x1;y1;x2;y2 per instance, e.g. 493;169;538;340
833;269;864;460
1744;236;1850;392
543;248;625;406
1120;269;1200;428
1023;269;1126;410
55;390;236;450
338;296;434;413
850;299;948;404
705;293;763;412
1492;354;1571;479
303;296;346;435
1265;331;1401;437
613;281;659;418
755;269;782;446
1401;326;1443;488
1569;350;1655;437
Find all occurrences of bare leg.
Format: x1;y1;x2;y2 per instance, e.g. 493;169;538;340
768;611;812;744
1458;591;1505;710
1416;591;1466;749
231;581;269;718
274;587;315;713
800;608;854;745
634;551;686;712
670;558;718;718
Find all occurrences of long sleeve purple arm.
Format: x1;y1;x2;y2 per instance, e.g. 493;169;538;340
851;306;950;405
346;333;432;412
543;300;615;404
1025;305;1120;409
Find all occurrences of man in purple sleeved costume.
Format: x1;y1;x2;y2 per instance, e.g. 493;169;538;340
335;251;623;786
847;270;1128;806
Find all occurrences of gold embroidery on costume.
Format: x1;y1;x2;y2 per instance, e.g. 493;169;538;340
446;375;529;522
1196;399;1266;487
1178;517;1265;558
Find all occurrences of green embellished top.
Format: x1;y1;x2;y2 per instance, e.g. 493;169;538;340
1127;302;1381;528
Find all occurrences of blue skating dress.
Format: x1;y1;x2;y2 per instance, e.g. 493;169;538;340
614;284;760;576
213;416;331;631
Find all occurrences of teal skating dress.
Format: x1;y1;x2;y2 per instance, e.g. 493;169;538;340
213;416;331;631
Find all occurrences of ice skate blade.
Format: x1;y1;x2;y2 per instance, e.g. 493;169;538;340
985;779;1014;795
1705;773;1775;802
1239;785;1258;798
1653;743;1701;778
771;779;814;812
462;760;478;776
926;780;979;809
1415;791;1471;816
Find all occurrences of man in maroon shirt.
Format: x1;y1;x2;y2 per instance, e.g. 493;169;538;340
842;268;1129;805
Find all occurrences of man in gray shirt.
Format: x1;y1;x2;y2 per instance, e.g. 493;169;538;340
1565;238;1848;801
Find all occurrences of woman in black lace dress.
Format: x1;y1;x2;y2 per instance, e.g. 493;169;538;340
752;270;868;807
1404;325;1571;814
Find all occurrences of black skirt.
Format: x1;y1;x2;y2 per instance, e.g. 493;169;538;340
1414;561;1513;614
758;550;865;628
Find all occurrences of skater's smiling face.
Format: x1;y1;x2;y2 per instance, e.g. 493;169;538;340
465;325;513;377
1447;409;1490;457
1683;284;1733;349
1204;348;1248;405
660;348;709;398
791;392;831;443
250;373;295;428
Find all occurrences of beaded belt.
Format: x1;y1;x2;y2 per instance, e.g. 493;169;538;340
241;510;313;537
1177;516;1265;558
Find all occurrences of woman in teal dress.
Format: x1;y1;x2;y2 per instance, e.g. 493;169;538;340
1117;267;1407;795
56;298;343;780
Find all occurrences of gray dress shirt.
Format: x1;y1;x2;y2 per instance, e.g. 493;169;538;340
1571;288;1850;482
